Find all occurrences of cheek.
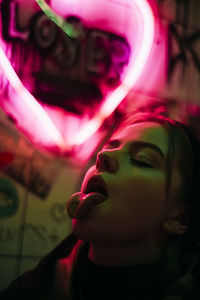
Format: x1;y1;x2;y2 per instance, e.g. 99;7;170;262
72;171;168;242
110;173;167;220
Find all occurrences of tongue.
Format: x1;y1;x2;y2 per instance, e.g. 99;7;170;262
66;192;106;219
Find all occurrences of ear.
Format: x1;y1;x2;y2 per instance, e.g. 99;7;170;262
161;203;190;236
162;219;188;235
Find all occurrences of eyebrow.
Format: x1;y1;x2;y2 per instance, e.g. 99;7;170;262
107;139;165;161
130;141;165;161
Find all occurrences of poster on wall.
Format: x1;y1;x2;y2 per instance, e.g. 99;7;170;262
0;111;61;198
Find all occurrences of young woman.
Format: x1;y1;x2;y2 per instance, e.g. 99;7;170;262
1;110;200;300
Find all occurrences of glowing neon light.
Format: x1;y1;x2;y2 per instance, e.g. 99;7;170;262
70;0;155;145
35;0;80;38
36;0;155;147
0;46;65;147
0;0;155;153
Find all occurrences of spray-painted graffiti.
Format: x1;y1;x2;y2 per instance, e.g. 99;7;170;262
0;223;61;249
0;224;17;243
1;4;129;75
158;0;191;27
167;24;200;83
49;202;68;223
0;152;14;169
0;177;19;218
23;223;61;248
157;0;200;87
0;0;130;114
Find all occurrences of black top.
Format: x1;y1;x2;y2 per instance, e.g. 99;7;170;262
1;234;199;300
72;243;162;300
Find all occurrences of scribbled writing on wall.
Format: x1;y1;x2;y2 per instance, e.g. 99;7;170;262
0;177;19;218
0;223;61;251
158;0;191;27
49;202;68;223
167;24;200;83
157;0;200;86
0;0;130;114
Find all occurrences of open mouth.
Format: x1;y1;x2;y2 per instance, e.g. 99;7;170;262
83;175;108;198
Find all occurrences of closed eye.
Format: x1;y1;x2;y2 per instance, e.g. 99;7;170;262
130;158;153;168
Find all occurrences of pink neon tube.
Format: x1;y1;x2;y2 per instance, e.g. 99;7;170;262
0;0;155;151
70;0;155;146
0;46;65;148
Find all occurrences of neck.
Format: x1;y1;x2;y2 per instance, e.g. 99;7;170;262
88;239;164;267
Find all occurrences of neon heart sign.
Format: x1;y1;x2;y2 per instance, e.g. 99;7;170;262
0;0;155;154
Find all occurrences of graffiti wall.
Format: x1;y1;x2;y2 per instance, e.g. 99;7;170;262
160;0;200;104
0;109;83;289
123;0;200;137
0;0;200;291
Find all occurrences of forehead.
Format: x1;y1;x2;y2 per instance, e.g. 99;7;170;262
112;121;169;157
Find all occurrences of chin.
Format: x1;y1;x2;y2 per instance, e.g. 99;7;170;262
71;218;92;242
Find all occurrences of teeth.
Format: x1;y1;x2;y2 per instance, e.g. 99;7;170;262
86;184;107;196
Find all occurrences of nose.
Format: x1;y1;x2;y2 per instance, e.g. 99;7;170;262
96;150;119;173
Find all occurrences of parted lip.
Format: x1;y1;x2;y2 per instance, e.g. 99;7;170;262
83;175;108;197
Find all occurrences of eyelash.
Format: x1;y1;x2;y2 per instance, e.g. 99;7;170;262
104;143;154;168
129;158;153;168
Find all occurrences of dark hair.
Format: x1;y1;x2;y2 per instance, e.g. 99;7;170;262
113;109;200;299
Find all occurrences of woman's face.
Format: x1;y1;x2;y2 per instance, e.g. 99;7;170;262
72;122;182;244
